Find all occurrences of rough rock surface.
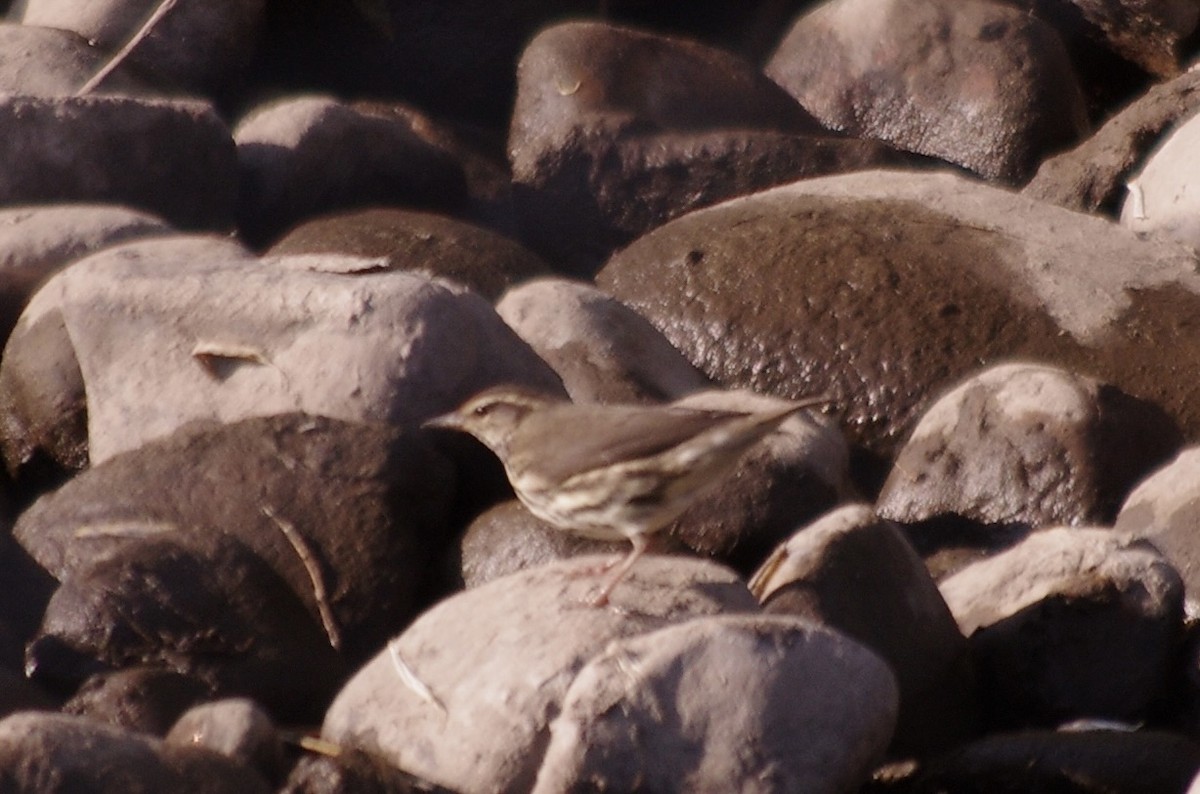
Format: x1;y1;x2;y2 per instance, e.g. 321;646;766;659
532;615;898;793
765;0;1089;183
596;169;1200;477
876;362;1179;530
940;527;1184;727
1121;107;1200;251
752;504;977;754
323;555;759;793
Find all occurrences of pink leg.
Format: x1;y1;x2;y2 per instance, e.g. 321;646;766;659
590;533;649;607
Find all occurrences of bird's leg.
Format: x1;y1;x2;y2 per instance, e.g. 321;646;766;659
589;533;650;607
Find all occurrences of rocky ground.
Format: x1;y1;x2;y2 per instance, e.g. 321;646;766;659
2;0;1200;791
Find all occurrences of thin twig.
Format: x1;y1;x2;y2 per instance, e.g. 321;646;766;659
76;0;178;96
262;505;343;652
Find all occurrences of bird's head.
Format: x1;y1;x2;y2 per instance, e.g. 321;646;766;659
424;385;559;456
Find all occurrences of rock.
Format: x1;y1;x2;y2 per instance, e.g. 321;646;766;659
268;208;549;301
0;23;151;95
0;234;251;489
1121;108;1200;251
1025;60;1200;214
27;243;558;463
876;362;1179;531
166;699;283;785
510;20;912;274
909;728;1200;794
1115;445;1200;606
751;504;977;754
26;529;348;723
0;95;236;230
15;413;456;666
280;750;452;794
595;169;1200;484
62;667;210;736
234;96;467;246
0;711;271;793
455;499;626;590
765;0;1088;183
532;615;897;793
322;555;758;793
939;527;1184;727
21;0;267;96
495;277;712;403
0;205;171;346
1037;0;1200;78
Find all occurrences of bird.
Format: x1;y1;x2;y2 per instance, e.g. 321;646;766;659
425;384;830;606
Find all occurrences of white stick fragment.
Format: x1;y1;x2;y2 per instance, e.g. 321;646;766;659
1126;181;1148;222
388;640;447;714
262;505;343;652
76;0;179;96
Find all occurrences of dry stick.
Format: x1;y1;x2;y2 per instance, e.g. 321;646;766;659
262;505;343;652
76;0;178;96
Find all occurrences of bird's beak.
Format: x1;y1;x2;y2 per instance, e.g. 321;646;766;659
422;411;463;431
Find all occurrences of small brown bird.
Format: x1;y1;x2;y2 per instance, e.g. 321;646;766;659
426;385;829;606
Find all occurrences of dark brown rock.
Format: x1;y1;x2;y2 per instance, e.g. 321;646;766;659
510;20;912;275
268;208;550;301
939;527;1184;728
1025;65;1200;214
455;499;626;590
752;504;978;755
908;728;1200;794
21;0;267;96
27;529;349;723
62;667;211;736
0;711;272;794
281;750;453;794
0;95;237;231
765;0;1089;183
876;363;1180;531
595;170;1200;487
15;413;456;667
234;96;467;247
166;699;284;785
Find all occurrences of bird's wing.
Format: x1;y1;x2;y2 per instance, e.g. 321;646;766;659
516;404;739;486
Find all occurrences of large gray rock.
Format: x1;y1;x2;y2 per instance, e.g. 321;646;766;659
0;205;172;347
940;527;1184;727
532;615;897;794
0;95;236;230
496;277;712;404
765;0;1088;183
0;235;251;484
35;245;558;463
596;169;1200;474
323;555;758;794
877;362;1178;530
